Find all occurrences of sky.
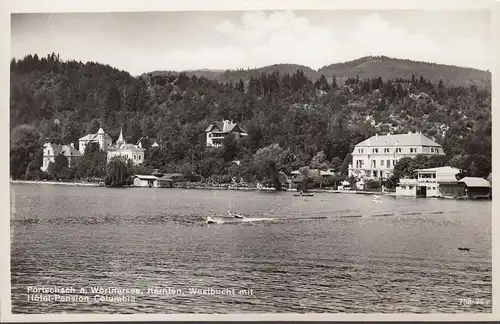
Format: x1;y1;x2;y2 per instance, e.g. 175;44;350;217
10;10;491;76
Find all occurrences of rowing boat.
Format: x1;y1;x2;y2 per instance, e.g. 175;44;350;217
293;190;314;197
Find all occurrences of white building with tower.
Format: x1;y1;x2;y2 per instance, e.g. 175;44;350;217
106;127;145;165
78;127;113;154
348;131;445;180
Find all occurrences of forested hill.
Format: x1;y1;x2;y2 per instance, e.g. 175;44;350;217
10;53;491;179
144;56;491;89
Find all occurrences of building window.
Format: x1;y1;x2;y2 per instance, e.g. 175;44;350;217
384;148;390;153
430;148;434;153
409;186;414;190
380;160;384;166
432;174;436;178
371;160;376;168
372;148;379;154
396;148;402;153
386;160;391;167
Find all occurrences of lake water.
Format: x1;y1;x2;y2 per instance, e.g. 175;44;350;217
10;184;492;313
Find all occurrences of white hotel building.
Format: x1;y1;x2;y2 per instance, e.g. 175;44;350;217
348;132;445;180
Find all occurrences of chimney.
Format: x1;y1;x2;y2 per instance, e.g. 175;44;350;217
223;120;229;131
70;143;74;148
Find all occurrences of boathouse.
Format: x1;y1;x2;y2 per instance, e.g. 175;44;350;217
157;173;186;188
457;177;491;199
415;166;461;198
132;175;159;188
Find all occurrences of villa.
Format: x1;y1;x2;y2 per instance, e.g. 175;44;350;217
348;131;445;180
106;128;145;165
78;127;113;154
41;143;82;172
205;120;248;147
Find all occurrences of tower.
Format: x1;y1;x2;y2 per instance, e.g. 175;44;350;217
116;125;125;148
97;127;105;151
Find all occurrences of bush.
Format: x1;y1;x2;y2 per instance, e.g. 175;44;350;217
365;179;381;190
384;175;399;189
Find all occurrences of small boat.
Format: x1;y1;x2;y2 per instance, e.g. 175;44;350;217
228;211;245;219
207;215;244;224
294;191;314;197
458;247;470;251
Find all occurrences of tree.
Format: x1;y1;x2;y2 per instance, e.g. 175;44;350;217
316;75;329;91
310;150;328;188
62;112;81;146
47;153;70;179
222;133;239;162
86;119;101;134
329;157;343;172
100;84;121;127
10;125;42;179
298;166;315;192
392;157;415;179
331;74;337;89
254;144;288;190
105;156;131;187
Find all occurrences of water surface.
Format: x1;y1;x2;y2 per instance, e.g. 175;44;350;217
10;184;492;313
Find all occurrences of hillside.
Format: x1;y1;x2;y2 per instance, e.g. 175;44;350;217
144;56;491;89
10;53;491;181
318;56;490;88
143;63;320;84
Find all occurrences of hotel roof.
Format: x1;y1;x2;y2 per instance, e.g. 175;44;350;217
355;132;441;147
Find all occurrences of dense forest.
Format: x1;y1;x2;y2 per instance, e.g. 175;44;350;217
146;55;491;89
10;53;492;187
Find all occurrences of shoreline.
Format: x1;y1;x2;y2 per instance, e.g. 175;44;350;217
10;180;488;200
10;180;100;187
9;180;391;195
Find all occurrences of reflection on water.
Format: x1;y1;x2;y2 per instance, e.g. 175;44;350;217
10;184;491;313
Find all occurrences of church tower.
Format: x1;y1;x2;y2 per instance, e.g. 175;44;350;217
116;125;125;148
